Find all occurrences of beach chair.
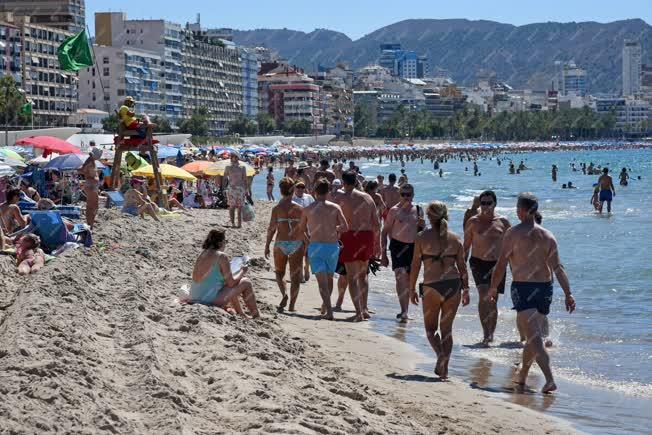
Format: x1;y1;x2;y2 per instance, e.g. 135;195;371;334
29;211;89;254
105;191;125;209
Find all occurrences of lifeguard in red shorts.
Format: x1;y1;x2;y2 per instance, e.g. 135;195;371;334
118;96;150;138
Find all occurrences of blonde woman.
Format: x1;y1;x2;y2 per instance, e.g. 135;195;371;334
409;201;470;379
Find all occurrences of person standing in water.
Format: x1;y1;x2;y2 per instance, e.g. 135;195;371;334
619;168;629;186
489;193;575;394
464;191;511;346
551;165;558;182
409;201;469;379
597;168;616;214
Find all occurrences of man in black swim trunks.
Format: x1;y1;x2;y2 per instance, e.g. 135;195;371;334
489;193;576;394
464;190;511;346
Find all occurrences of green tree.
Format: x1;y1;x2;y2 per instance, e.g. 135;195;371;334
228;116;257;135
150;115;173;133
178;106;209;136
256;112;276;134
0;76;32;127
101;114;119;132
285;119;312;135
353;103;376;137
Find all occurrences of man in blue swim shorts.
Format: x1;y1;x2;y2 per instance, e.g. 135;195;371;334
298;178;349;320
597;167;616;214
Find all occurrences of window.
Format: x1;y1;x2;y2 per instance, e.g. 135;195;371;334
103;57;109;64
103;67;110;76
92;67;95;77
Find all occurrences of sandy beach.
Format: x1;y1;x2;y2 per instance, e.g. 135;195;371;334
0;202;576;434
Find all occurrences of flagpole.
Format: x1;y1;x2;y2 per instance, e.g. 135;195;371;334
86;25;111;117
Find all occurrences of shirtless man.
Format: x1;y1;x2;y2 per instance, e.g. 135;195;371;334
335;170;380;321
284;159;297;180
298;178;348;320
597;168;615;214
80;146;102;229
224;153;248;228
333;159;344;180
464;191;511;346
490;193;575;394
304;159;318;188
380;173;401;218
313;159;335;186
381;183;425;322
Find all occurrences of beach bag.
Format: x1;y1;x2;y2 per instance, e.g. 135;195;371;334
416;205;426;232
242;203;255;222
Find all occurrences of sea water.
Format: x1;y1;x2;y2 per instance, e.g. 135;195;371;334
253;148;652;434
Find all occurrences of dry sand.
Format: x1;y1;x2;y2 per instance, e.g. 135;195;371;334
0;202;576;434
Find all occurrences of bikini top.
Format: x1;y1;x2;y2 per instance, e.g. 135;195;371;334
422;252;457;265
277;217;300;232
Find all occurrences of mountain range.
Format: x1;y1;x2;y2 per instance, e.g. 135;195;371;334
232;18;652;93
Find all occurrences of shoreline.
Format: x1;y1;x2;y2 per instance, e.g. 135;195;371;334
0;202;577;433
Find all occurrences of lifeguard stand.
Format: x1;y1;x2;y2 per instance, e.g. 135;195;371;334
110;119;165;206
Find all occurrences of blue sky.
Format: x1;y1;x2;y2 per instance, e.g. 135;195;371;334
86;0;651;40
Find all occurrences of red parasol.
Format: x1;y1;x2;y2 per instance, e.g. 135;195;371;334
15;136;83;157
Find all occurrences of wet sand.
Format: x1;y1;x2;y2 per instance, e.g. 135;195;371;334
0;202;575;433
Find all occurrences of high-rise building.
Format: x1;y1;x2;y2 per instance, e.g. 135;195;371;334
309;64;353;135
559;61;587;96
94;12;184;126
181;27;243;136
0;0;85;33
0;20;21;80
258;61;322;132
1;14;78;125
622;39;642;97
78;45;165;120
240;48;259;119
378;43;428;79
641;64;652;103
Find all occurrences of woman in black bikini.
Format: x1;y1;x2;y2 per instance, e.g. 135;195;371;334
409;201;470;379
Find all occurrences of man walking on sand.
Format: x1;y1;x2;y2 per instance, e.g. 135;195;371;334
464;190;511;346
224;152;248;228
381;183;425;323
335;170;380;321
489;193;575;394
597;168;616;214
298;178;348;320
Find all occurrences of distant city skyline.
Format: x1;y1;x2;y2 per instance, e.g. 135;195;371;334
86;0;652;40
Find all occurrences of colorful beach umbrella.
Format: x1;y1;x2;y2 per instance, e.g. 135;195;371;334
181;160;214;175
44;154;105;171
132;163;196;181
15;136;82;156
204;160;256;177
0;163;15;177
0;148;25;161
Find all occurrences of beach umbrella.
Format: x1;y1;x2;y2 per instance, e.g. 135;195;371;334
157;145;181;159
0;163;15;177
204;160;256;177
182;160;214;175
132;163;196;181
29;153;60;165
44;154;105;171
0;157;27;168
0;148;25;161
15;136;82;156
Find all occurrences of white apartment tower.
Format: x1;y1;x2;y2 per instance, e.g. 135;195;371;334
622;39;642;97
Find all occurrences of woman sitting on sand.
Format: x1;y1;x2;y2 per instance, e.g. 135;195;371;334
191;229;260;318
409;201;470;380
264;177;305;312
0;188;30;235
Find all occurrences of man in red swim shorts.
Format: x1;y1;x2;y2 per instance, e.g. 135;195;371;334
333;170;380;321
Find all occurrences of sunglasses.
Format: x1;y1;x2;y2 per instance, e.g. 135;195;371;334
401;192;413;198
480;201;494;206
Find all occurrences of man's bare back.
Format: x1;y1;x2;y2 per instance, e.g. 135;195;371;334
381;185;400;210
502;223;559;282
336;190;378;232
303;200;347;243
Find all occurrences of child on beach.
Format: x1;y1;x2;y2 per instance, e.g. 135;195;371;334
15;234;45;275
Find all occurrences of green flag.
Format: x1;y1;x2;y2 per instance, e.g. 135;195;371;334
21;102;32;115
57;29;93;72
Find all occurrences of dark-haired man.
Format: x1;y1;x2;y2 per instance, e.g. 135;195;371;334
490;193;575;394
299;178;348;320
464;190;511;346
334;170;379;321
380;173;401;215
597;168;615;213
